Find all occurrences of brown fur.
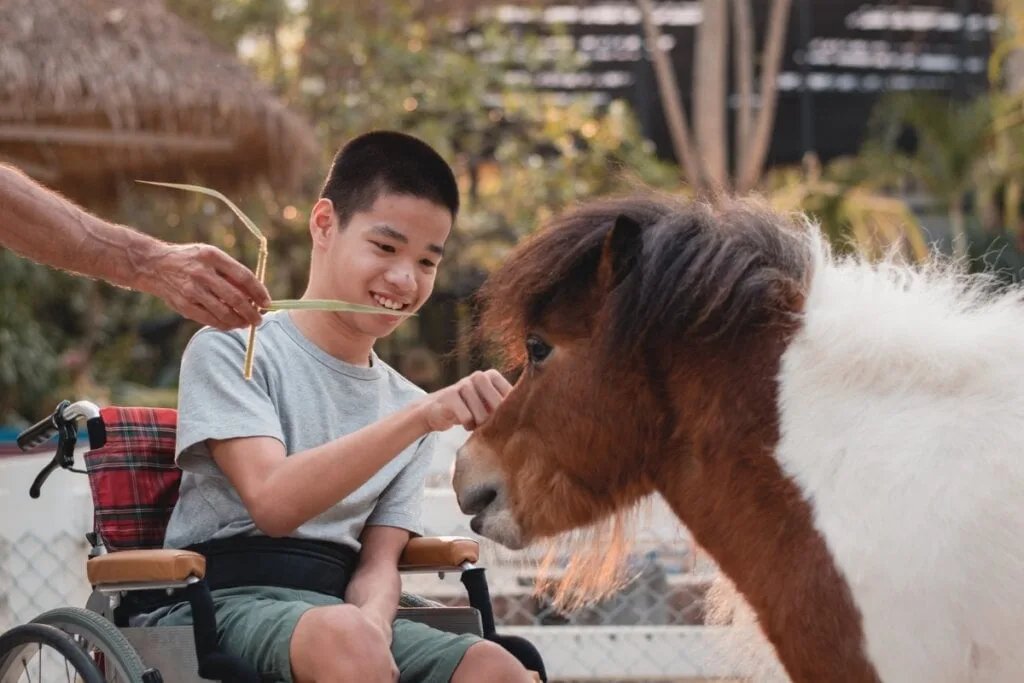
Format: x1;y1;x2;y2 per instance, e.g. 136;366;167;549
464;192;883;682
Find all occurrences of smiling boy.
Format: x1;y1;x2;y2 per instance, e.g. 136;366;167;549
149;131;532;683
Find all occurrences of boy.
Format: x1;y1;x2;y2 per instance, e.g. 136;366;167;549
150;131;532;683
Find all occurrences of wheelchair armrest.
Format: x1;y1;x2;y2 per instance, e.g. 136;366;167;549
398;536;479;571
87;549;206;586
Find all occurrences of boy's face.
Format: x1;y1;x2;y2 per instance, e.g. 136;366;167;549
310;192;452;340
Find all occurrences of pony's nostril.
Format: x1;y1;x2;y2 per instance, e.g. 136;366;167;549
462;485;498;515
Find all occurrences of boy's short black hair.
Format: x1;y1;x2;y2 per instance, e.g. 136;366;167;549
320;130;460;228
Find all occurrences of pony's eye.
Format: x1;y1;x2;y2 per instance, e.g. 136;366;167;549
525;335;552;365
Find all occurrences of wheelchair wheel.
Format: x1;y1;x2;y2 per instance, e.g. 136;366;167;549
31;607;147;683
0;622;104;683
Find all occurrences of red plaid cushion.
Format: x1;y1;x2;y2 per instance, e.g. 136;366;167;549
83;406;181;552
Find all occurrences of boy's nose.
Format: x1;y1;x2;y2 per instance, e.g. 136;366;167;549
385;268;415;292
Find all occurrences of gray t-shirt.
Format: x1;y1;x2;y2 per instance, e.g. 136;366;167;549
162;310;435;554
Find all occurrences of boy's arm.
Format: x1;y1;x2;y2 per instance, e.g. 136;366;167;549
343;432;436;641
179;330;510;538
344;525;411;643
209;410;431;537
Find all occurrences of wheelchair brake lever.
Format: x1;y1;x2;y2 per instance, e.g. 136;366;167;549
29;419;78;499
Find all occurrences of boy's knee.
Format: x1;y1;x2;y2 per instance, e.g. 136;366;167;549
451;640;534;683
290;604;396;683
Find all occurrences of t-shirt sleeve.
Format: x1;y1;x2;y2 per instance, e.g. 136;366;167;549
365;431;436;537
174;328;285;477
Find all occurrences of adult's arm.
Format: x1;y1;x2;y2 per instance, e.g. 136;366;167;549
0;163;270;330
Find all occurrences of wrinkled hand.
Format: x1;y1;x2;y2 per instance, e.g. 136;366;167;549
421;369;513;432
140;243;271;331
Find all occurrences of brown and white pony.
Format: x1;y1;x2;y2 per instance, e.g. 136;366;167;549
452;193;1024;683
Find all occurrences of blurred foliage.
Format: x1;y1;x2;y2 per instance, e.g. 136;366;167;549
10;0;1024;424
764;152;931;264
862;91;998;259
1;0;677;422
763;3;1024;281
290;0;678;288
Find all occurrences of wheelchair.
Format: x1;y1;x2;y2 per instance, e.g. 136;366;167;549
0;399;547;683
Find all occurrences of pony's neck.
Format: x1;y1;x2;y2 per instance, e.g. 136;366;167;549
655;343;881;683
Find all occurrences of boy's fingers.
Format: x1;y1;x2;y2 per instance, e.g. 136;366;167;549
472;376;505;412
459;384;490;425
486;369;513;397
450;401;474;428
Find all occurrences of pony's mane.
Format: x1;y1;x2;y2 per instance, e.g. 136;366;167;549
473;192;819;612
475;192;815;368
798;232;1024;395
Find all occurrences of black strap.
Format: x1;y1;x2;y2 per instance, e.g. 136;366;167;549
187;536;358;597
114;536;359;623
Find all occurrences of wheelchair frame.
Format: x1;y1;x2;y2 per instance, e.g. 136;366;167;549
0;399;547;683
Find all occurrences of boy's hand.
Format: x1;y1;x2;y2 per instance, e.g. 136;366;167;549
420;370;512;432
357;610;399;682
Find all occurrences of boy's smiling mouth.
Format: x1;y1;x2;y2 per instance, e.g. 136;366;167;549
371;291;411;311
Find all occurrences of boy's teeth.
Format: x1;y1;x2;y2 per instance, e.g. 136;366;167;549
373;294;405;310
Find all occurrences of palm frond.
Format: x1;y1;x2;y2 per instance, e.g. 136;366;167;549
267;299;414;316
137;180;266;240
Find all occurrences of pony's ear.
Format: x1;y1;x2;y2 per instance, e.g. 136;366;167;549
599;214;642;290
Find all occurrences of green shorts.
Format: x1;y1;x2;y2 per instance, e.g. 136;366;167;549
150;586;482;683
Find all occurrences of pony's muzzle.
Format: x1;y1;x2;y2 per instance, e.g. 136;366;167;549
453;443;503;518
458;484;498;517
453;442;525;547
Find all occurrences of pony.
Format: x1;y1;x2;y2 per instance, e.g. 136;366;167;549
451;191;1024;683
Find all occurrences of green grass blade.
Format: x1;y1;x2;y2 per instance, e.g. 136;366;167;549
137;180;265;240
268;299;415;316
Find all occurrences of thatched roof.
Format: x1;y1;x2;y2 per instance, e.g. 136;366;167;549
0;0;320;204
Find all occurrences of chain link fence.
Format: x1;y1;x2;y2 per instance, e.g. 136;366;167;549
0;531;93;632
0;526;775;681
1;439;775;681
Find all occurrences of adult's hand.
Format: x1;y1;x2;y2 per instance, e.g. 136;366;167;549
138;242;271;331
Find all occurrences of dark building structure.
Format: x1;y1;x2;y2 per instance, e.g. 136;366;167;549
493;1;997;168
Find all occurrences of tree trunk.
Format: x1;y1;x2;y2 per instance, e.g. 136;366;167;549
636;0;702;190
736;0;794;193
731;0;755;178
693;0;730;190
267;5;282;93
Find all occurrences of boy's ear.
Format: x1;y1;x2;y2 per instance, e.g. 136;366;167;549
309;198;337;245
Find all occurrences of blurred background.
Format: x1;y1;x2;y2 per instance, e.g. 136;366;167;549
2;0;1022;680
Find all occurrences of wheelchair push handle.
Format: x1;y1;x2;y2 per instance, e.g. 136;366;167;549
17;408;63;451
18;400;106;499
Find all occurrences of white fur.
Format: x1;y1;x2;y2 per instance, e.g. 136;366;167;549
773;227;1024;682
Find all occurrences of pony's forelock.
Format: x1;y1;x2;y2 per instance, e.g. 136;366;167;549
473;192;682;369
473;193;816;369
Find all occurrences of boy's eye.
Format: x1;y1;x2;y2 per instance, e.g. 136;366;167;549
372;242;396;254
420;259;437;269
